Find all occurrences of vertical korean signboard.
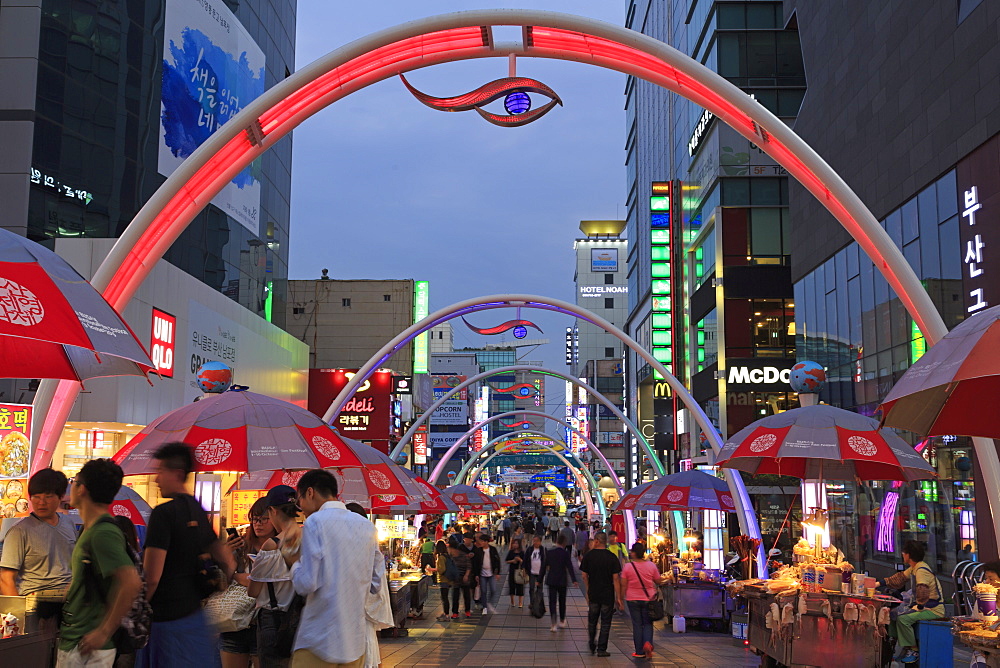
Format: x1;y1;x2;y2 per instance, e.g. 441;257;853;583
957;136;1000;315
150;309;177;378
413;281;429;374
413;430;428;465
158;0;266;234
0;404;31;518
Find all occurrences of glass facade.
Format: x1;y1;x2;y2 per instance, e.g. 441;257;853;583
27;0;294;327
794;170;974;575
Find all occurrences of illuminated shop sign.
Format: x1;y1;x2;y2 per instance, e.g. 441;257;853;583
578;285;628;297
307;368;392;440
150;309;177;378
30;168;93;205
723;358;797;391
957;136;1000;315
413;281;429;374
687;108;715;157
413;430;428;465
650;181;675;379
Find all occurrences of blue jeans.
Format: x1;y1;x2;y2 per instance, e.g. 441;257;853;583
478;575;496;608
627;600;653;654
137;608;219;668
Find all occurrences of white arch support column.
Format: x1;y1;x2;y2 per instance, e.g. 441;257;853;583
454;435;603;520
390;366;653;468
31;9;986;568
328;294;766;575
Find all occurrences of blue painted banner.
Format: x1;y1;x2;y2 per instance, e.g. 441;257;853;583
491;454;564;467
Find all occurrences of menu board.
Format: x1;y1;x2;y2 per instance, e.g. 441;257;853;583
0;404;31;481
229;490;266;526
0;478;28;518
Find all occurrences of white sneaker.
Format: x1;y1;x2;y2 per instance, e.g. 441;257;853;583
558;619;568;628
550;624;558;632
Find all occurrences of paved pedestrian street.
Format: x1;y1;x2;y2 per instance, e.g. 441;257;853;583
379;580;759;668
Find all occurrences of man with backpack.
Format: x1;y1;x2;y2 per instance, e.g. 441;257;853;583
58;458;142;668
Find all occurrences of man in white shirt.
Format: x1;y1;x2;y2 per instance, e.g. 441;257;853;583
286;469;381;668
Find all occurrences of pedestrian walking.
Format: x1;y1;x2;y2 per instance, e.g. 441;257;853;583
502;515;512;545
559;521;575;549
0;468;76;632
447;540;473;618
512;523;525;547
548;513;561;541
607;531;629;563
619;542;665;659
142;443;235;667
220;497;276;668
284;469;382;667
433;542;456;621
472;534;501;614
247;485;300;668
58;459;142;668
505;538;525;608
580;532;621;657
575;523;590;560
522;534;547;603
542;533;577;632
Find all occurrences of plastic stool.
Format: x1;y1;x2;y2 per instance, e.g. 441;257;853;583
916;619;952;668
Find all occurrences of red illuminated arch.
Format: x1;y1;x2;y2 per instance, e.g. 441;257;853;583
33;10;950;476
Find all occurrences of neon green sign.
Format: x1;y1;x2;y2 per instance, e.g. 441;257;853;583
413;281;430;374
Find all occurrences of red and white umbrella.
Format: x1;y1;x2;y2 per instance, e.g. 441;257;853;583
0;227;154;381
880;304;1000;439
612;470;736;513
113;390;399;476
493;494;517;508
66;484;152;526
716;404;936;482
372;473;460;514
441;484;499;510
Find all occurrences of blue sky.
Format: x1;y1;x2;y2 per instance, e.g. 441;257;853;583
289;2;627;416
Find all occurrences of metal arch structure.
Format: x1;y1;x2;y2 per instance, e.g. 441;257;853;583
28;10;994;562
328;293;767;575
389;366;651;465
426;409;626;496
446;431;603;520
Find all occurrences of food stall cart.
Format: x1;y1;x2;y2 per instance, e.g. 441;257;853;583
733;580;897;668
376;519;432;636
0;595;56;666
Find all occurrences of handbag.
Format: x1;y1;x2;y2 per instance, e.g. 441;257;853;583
529;587;546;618
514;569;527;585
262;582;304;658
631;562;665;621
204;582;256;633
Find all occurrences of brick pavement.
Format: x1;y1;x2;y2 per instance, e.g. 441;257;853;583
379;565;760;668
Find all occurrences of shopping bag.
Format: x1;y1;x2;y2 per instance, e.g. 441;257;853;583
530;588;546;619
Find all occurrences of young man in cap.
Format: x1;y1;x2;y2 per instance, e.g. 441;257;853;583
0;468;77;630
58;459;141;667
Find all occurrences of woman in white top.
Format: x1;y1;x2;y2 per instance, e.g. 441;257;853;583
248;485;300;668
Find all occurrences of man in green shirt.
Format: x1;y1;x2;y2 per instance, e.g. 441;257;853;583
420;536;436;582
58;459;141;668
607;531;629;562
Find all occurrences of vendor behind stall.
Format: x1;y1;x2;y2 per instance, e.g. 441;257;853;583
0;469;76;629
882;540;944;665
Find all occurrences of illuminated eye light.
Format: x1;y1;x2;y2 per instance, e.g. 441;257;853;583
399;74;562;127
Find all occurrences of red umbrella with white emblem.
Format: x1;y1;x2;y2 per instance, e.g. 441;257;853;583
231;466;432;509
715;404;936;482
611;470;737;513
440;484;500;510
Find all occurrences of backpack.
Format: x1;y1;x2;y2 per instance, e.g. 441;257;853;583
87;516;152;652
444;555;460;582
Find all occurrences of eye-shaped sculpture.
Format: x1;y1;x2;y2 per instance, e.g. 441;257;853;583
399;74;562;127
462;317;544;335
491;383;538;396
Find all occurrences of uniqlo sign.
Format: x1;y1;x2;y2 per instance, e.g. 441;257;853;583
957;136;1000;315
150;309;177;378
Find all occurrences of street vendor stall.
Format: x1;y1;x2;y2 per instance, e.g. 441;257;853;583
0;595;56;667
735;581;897;668
376;519;432;634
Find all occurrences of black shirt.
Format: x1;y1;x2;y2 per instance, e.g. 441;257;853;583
143;494;218;622
580;548;622;605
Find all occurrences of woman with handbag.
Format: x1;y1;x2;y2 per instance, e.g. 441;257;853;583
619;542;666;659
506;538;526;608
247;485;300;668
219;497;276;668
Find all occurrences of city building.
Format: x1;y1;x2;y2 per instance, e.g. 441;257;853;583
284;275;428;454
571;220;628;478
623;1;805;496
429;322;455;353
0;0;296;326
786;0;1000;572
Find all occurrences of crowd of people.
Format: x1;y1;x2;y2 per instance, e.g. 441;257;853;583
0;444;387;668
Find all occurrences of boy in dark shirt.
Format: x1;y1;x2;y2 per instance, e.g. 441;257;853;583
579;532;622;656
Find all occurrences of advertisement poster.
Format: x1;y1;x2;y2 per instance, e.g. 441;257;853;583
229;489;266;526
432;401;468;426
159;0;266;234
591;247;618;272
0;404;31;482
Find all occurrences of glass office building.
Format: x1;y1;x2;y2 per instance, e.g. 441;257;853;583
3;0;295;327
